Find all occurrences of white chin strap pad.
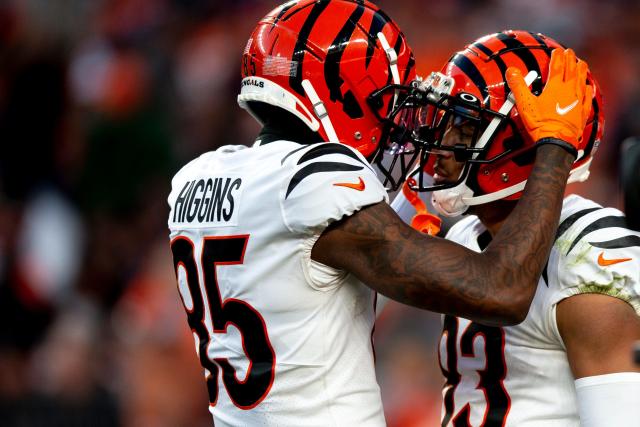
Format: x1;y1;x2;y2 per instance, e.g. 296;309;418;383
431;180;524;218
431;183;474;217
237;76;340;144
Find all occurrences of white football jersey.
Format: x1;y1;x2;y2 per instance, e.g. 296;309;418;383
167;140;388;426
438;194;640;426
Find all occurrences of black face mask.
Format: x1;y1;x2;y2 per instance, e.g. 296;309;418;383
365;82;427;191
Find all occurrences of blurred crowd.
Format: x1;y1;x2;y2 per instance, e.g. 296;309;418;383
0;0;638;426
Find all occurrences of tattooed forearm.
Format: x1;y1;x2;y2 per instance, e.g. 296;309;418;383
313;144;574;326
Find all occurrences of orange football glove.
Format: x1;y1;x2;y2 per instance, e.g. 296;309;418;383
506;48;593;157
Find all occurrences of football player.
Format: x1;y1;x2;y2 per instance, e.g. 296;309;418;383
397;31;640;426
167;2;593;425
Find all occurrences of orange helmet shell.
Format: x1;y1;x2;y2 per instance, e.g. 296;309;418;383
442;30;604;200
238;0;416;158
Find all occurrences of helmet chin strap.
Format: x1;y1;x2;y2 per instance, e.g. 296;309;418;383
434;155;593;217
464;156;592;207
431;176;528;217
377;32;401;107
302;79;339;144
377;33;400;86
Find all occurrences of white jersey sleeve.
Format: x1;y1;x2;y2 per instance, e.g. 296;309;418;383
546;195;640;315
280;142;388;234
443;214;486;246
390;186;417;224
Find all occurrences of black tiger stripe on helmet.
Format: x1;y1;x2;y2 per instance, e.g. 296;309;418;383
289;0;331;96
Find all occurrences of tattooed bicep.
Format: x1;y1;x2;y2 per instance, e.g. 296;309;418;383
311;202;394;270
315;200;489;298
314;201;459;284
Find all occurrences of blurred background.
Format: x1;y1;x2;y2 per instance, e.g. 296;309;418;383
0;0;638;426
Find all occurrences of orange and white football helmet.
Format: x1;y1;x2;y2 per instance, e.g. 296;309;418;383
237;0;419;190
408;30;604;216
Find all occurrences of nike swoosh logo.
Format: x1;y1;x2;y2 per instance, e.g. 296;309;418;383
556;99;579;115
333;177;365;191
597;251;632;267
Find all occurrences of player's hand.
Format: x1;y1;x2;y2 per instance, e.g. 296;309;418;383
506;48;593;157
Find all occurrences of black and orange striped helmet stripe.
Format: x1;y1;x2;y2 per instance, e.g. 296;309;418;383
364;8;392;68
472;32;556;95
290;1;331;95
451;53;490;104
325;2;367;103
495;32;544;94
269;1;299;34
526;31;552;56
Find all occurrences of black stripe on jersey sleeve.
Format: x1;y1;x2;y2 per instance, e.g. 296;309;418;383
285;161;364;199
567;215;628;255
590;235;640;249
297;143;368;167
280;145;309;165
541;261;549;287
541;207;600;284
476;229;492;251
555;207;600;239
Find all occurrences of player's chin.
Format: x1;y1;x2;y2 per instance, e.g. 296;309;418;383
433;174;456;186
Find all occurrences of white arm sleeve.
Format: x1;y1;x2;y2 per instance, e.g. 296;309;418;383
575;373;640;427
390;188;417;224
281;143;387;234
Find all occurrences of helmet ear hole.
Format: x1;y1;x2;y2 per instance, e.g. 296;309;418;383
511;148;536;167
501;133;535;166
342;90;364;119
503;133;524;152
